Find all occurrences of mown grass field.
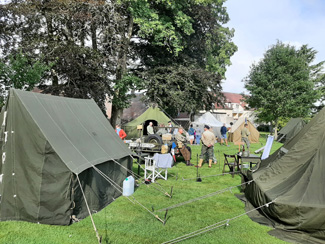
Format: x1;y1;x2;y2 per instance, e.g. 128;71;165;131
0;133;287;244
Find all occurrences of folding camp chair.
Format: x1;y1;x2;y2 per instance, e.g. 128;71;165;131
223;154;240;178
144;154;173;182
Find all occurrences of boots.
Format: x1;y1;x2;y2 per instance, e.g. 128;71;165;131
195;159;203;168
186;161;194;166
208;159;212;168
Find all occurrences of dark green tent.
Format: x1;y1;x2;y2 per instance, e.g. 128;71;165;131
244;108;325;243
123;106;172;139
0;89;133;225
277;118;306;143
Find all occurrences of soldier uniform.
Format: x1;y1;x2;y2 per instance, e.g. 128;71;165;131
175;129;193;166
197;125;215;168
241;125;250;150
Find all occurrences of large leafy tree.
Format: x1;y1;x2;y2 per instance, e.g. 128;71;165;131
141;65;224;116
243;41;324;137
134;0;237;117
0;0;237;125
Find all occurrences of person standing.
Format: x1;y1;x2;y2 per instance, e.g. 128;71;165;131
197;125;215;168
188;124;195;145
241;123;250;151
147;122;154;135
115;124;127;140
195;126;202;145
175;127;193;166
156;123;167;136
220;123;229;146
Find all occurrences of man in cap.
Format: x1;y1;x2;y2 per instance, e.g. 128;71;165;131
196;125;215;168
175;127;193;166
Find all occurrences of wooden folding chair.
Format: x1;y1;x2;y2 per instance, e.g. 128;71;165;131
223;153;240;178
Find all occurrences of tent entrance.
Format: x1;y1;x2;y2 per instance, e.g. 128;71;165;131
143;120;158;135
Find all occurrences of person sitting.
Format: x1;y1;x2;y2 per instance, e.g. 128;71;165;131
147;122;154;135
175;127;193;166
115;124;127;140
167;121;174;134
156;123;168;136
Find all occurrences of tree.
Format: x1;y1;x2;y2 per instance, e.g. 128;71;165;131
243;41;324;137
0;0;237;125
0;51;51;107
133;0;237;117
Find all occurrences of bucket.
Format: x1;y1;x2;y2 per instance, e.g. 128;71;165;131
123;176;135;196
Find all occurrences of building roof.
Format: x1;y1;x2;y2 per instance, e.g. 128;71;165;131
215;92;247;109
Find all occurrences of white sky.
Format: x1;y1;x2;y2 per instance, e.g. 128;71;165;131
223;0;325;94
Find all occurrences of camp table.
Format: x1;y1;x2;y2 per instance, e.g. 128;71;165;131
237;153;261;171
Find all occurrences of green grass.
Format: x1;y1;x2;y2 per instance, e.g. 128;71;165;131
0;133;287;244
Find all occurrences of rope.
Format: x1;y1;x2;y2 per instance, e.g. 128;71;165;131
91;165;166;223
110;157;141;180
76;174;101;244
156;180;254;212
162;200;275;244
182;171;241;181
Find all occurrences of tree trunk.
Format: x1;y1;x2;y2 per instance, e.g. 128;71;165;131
110;108;123;127
274;119;278;140
110;13;133;127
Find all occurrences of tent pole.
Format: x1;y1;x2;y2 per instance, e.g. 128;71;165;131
76;174;101;244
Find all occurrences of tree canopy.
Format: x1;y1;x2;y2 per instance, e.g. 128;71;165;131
0;0;237;124
243;41;324;136
0;51;51;107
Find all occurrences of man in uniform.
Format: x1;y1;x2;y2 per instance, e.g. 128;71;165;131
241;123;250;150
197;125;215;168
175;127;193;166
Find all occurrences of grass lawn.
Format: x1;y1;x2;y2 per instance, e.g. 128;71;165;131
0;133;287;244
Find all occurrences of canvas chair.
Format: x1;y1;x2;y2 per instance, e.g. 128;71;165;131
144;154;173;182
223;154;240;178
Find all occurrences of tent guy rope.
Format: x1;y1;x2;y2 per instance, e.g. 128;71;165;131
92;165;168;224
161;200;275;244
156;180;254;212
76;174;101;244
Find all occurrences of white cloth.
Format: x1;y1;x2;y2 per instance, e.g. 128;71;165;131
153;153;174;168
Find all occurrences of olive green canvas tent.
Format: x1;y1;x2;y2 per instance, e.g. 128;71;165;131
277;118;306;143
228;117;259;144
0;89;133;225
123;106;172;139
244;107;325;243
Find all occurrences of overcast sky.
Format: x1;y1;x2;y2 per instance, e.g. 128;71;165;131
223;0;325;94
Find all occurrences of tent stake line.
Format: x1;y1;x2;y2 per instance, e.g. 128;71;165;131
155;180;254;212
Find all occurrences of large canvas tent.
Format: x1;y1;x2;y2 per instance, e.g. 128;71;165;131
277;118;306;143
228;117;259;144
0;89;133;225
123;106;172;139
244;107;325;243
192;112;225;138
